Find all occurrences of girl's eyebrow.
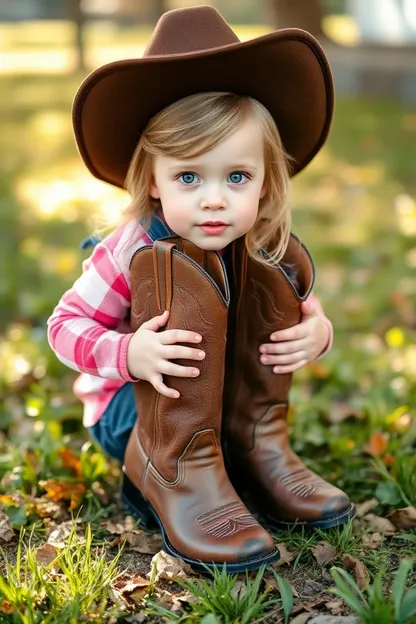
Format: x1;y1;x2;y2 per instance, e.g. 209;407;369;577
167;163;259;171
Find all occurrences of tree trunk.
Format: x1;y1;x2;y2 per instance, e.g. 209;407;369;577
270;0;324;38
69;0;86;72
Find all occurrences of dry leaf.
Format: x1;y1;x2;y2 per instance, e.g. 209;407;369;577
231;580;248;600
325;599;344;616
104;520;126;535
36;544;59;568
363;432;389;457
47;520;84;548
40;479;86;511
0;511;14;543
125;531;163;554
343;555;370;590
363;514;396;534
311;541;337;566
361;532;384;549
356;498;379;518
290;614;314;624
273;542;298;567
31;497;63;519
388;507;416;529
0;599;15;615
149;550;194;581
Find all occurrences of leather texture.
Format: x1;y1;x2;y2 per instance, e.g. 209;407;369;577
123;237;275;565
224;235;352;525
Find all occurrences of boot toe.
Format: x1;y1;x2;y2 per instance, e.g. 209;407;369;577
321;493;353;520
238;531;275;562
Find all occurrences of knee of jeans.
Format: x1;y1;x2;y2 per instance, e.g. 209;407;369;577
89;423;128;462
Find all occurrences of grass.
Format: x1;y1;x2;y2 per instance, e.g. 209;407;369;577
0;22;416;623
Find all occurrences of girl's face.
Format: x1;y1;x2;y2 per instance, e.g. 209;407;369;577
149;114;266;250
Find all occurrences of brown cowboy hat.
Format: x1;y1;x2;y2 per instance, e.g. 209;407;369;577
73;5;334;188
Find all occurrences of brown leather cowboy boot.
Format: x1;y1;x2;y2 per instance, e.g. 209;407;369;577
224;235;355;530
123;238;277;572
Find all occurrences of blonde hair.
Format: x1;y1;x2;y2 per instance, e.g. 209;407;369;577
124;92;293;266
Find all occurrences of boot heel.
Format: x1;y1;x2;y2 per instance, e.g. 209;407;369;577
121;474;157;529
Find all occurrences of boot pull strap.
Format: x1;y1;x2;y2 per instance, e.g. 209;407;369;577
153;240;176;313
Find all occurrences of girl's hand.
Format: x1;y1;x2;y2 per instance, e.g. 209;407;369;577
127;310;206;398
258;299;330;374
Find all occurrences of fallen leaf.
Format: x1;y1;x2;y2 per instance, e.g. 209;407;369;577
325;599;344;615
361;532;384;549
149;550;194;581
47;520;84;548
273;542;298;567
231;580;248;600
40;479;86;511
342;555;370;590
363;432;389;457
31;497;64;519
125;531;163;554
59;447;82;477
311;541;337;566
0;600;14;615
36;544;59;568
363;514;396;534
103;520;126;535
0;511;14;543
388;507;416;529
290;613;315;624
355;498;379;518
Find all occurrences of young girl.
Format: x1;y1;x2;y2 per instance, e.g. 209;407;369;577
48;6;353;572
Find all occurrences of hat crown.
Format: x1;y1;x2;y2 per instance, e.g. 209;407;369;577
144;5;240;57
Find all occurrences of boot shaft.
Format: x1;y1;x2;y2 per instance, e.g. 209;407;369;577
225;236;315;448
129;238;230;481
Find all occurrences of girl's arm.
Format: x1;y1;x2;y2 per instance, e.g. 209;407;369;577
47;221;147;381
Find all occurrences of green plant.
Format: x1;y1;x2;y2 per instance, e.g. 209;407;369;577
330;559;416;624
315;520;363;556
0;523;124;623
146;565;293;623
374;456;416;507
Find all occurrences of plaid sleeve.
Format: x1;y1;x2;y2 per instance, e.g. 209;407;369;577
47;221;150;380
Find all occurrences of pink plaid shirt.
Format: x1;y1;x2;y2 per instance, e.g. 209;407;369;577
47;218;333;427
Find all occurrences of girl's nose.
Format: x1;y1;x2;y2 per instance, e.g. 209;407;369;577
200;191;226;210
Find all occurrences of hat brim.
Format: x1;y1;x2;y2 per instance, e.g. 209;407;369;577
73;28;333;188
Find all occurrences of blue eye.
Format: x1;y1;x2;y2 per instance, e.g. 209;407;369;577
228;172;247;184
179;173;198;185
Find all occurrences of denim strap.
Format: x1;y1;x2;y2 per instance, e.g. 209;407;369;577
79;213;173;250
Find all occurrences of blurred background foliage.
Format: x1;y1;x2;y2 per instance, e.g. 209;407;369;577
0;0;416;505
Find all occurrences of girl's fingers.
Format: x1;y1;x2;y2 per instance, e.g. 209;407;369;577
261;351;307;366
269;325;307;342
160;329;202;345
272;360;308;374
158;360;200;378
162;345;205;361
260;338;308;355
151;375;180;399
